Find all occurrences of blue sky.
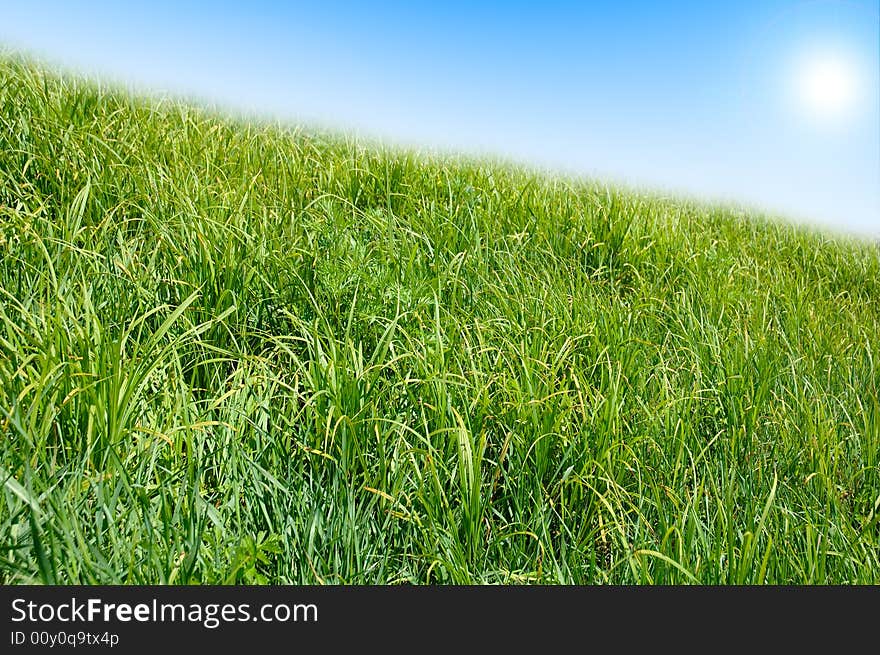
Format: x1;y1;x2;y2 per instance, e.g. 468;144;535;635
1;1;878;235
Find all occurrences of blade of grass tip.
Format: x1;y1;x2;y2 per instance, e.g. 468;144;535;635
632;549;699;584
0;404;36;451
0;464;44;519
66;179;91;240
141;288;203;352
367;307;402;369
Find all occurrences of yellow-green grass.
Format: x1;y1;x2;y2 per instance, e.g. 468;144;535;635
1;55;878;583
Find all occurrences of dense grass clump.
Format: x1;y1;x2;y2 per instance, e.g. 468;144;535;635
1;56;878;584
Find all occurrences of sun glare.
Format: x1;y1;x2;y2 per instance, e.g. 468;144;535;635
794;50;861;125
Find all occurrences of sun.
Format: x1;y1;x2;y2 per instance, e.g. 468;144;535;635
794;50;860;125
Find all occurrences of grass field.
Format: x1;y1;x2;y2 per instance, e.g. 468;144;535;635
1;55;878;584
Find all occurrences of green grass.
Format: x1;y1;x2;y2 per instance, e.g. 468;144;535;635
1;54;878;584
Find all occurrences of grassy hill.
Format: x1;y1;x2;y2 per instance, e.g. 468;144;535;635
1;55;878;584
